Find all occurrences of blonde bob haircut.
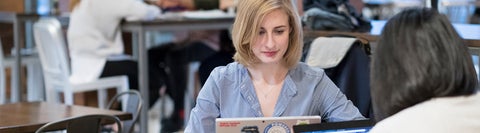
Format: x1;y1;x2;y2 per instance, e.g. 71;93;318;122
231;0;303;68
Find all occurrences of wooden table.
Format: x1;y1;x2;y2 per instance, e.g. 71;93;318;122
0;102;132;133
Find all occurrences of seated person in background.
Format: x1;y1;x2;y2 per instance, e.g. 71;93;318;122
369;8;480;132
68;0;164;108
155;0;188;12
172;0;301;12
471;7;480;24
179;0;235;10
198;29;235;86
185;0;364;132
148;30;221;132
147;1;234;132
196;29;235;101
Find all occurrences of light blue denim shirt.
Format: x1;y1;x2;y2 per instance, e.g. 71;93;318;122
185;62;364;132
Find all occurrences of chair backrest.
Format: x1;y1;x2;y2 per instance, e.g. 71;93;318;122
106;90;143;133
303;36;372;118
440;0;476;23
35;114;122;133
33;17;71;102
33;17;70;83
0;37;5;104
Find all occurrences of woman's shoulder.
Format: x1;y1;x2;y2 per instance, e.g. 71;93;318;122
211;62;244;73
290;62;327;79
209;62;246;80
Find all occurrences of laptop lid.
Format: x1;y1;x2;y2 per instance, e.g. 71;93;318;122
216;116;321;133
293;119;375;133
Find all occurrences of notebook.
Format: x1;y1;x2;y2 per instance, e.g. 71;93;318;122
292;119;375;133
216;116;321;133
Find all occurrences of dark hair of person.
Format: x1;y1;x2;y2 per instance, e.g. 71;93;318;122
370;8;478;122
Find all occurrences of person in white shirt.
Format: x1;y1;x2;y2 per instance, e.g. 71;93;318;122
369;8;480;132
68;0;163;107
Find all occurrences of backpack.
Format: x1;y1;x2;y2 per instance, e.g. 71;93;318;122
302;0;372;32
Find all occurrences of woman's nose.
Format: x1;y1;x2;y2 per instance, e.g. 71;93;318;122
264;33;275;49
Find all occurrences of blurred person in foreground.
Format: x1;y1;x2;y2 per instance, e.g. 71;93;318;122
185;0;364;132
369;8;480;132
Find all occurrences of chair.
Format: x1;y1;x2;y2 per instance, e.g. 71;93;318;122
105;90;143;133
0;40;45;104
363;0;395;20
0;37;5;104
440;0;476;23
35;114;122;133
33;17;129;108
0;37;44;104
184;61;200;126
304;36;373;118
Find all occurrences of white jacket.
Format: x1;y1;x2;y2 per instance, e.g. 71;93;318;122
67;0;160;84
370;93;480;133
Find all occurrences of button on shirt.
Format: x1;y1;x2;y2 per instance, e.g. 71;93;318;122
185;62;364;132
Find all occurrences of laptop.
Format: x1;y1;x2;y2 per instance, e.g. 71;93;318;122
216;116;321;133
293;119;375;133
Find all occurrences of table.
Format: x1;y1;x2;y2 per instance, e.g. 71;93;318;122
121;17;234;133
3;12;234;132
0;102;132;133
304;20;480;47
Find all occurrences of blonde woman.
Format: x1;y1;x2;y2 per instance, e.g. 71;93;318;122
185;0;364;132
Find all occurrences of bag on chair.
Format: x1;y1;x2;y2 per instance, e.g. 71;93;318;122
303;36;373;118
302;0;372;32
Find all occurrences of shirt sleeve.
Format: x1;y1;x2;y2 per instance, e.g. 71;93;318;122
118;0;161;21
185;68;222;133
316;72;365;122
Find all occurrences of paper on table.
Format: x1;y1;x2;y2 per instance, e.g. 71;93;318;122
156;12;184;19
182;10;235;19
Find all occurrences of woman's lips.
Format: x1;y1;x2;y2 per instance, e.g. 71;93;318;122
263;51;277;57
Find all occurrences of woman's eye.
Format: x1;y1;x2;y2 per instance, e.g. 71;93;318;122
275;30;285;34
259;30;266;35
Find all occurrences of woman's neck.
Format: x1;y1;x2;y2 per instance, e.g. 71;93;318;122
247;63;289;84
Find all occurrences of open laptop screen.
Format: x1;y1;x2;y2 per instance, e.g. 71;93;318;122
293;119;375;133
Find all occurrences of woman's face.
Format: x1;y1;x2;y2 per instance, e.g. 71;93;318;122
252;9;290;65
